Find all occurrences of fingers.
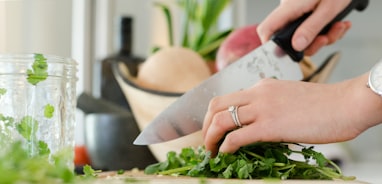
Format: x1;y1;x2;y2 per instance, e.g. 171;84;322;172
204;104;259;154
202;90;248;137
304;21;351;55
257;1;307;44
219;123;271;154
202;91;254;156
292;0;351;51
257;0;351;52
325;21;351;44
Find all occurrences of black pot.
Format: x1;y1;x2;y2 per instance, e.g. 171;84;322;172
84;113;157;171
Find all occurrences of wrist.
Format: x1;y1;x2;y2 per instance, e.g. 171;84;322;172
351;73;382;128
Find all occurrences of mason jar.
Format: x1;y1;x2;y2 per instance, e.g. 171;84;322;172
0;53;77;170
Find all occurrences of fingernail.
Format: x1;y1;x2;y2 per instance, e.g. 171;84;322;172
294;35;308;51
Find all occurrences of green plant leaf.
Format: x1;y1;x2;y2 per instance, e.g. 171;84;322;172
144;143;353;180
155;0;233;60
196;29;232;57
0;114;14;127
16;116;38;141
0;88;6;96
27;53;48;85
199;0;231;33
154;2;174;46
38;140;50;156
44;104;55;118
178;0;198;47
83;164;100;178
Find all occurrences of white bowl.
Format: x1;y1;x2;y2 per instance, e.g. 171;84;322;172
112;62;203;162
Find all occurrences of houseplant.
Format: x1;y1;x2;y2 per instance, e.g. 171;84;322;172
153;0;233;62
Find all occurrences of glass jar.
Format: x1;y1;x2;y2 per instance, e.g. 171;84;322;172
0;53;77;170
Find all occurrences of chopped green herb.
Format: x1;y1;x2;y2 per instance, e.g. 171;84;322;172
0;141;75;184
124;177;141;183
44;104;55;118
27;53;48;85
117;169;125;175
38;140;51;156
0;88;6;95
83;164;101;178
144;143;355;180
0;114;14;127
16;116;38;141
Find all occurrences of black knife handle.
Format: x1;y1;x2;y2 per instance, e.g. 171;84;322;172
272;0;369;62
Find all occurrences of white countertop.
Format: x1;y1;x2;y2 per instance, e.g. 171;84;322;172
342;162;382;184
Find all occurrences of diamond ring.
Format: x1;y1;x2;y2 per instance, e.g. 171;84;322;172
228;105;242;128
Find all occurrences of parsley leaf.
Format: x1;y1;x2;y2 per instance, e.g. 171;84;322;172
117;169;125;175
38;140;50;156
16;116;38;141
0;88;6;96
27;53;48;85
44;104;55;118
0;141;76;183
0;114;14;127
83;164;101;178
144;143;356;180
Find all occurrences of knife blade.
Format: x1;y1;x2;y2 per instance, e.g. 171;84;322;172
134;0;369;145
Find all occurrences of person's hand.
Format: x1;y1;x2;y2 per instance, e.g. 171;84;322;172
202;74;382;156
257;0;352;56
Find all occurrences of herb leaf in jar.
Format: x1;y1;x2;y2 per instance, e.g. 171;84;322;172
27;53;48;85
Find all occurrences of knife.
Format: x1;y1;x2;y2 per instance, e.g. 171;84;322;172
134;0;369;145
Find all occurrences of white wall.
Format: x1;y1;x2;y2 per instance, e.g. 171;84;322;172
109;0;180;57
0;0;72;57
0;0;90;145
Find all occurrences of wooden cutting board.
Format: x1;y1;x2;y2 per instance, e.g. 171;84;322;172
91;170;369;184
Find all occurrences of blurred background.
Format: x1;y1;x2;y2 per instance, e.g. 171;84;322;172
1;0;381;182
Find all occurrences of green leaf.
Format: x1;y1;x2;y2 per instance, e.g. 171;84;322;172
83;164;100;178
38;140;50;156
154;3;174;46
188;150;210;176
178;0;198;47
0;140;77;183
144;143;352;180
237;160;253;179
199;0;231;33
27;53;48;85
209;153;235;172
155;0;233;60
117;169;125;175
44;104;55;118
0;88;6;96
151;46;162;54
222;164;233;179
195;32;230;60
0;114;14;127
16;116;38;141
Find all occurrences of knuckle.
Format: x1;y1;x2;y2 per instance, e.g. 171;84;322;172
256;78;278;88
208;96;222;111
212;112;228;129
223;132;241;148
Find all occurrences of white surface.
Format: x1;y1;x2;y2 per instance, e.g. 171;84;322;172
342;162;382;184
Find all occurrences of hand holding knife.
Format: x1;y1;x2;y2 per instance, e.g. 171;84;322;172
134;0;369;146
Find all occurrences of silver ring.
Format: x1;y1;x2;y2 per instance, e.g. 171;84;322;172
228;105;242;128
